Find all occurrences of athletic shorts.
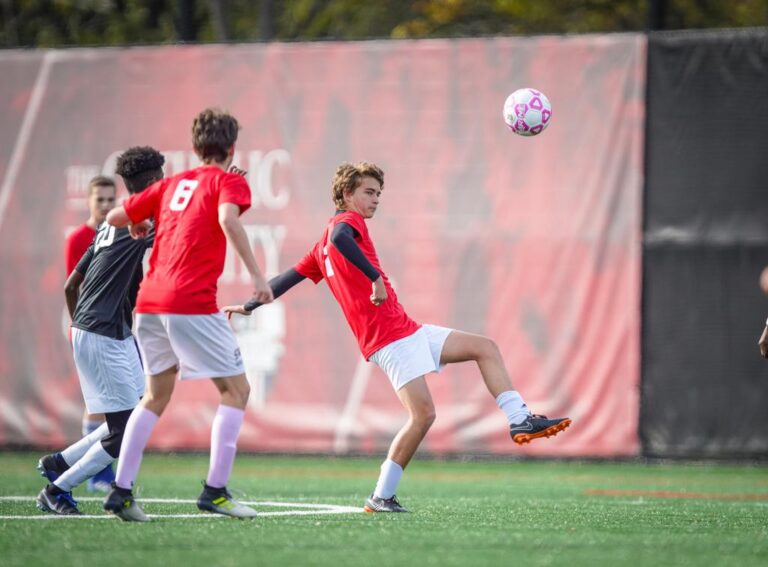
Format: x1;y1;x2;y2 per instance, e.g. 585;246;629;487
135;313;244;380
369;324;453;391
71;328;145;414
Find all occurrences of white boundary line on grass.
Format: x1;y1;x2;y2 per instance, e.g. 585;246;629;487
0;496;363;520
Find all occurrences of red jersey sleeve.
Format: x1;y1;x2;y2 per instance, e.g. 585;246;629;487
124;178;166;224
218;174;251;215
294;248;324;284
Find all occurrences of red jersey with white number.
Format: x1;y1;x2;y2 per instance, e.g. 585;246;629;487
65;223;96;275
123;165;251;314
295;211;420;359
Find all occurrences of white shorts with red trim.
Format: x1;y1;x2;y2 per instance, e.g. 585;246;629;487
369;324;453;391
135;313;244;380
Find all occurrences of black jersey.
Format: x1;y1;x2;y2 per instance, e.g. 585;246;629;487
71;222;154;340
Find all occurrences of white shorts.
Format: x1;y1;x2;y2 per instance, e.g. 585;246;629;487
370;324;453;391
135;313;244;380
71;328;145;414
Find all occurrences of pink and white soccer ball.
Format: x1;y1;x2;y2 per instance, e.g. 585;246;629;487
503;88;552;136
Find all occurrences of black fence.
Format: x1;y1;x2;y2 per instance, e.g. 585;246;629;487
641;28;768;458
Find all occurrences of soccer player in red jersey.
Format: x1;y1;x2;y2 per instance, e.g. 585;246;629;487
102;108;274;521
63;175;117;493
226;162;572;512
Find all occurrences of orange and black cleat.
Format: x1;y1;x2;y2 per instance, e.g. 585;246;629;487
510;414;572;445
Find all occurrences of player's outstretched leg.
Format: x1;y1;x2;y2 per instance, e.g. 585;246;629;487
103;483;150;522
439;330;572;445
36;484;81;515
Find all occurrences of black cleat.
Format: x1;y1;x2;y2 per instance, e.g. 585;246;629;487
36;485;82;515
510;414;572;445
363;493;409;513
104;483;149;522
197;483;258;518
37;453;68;484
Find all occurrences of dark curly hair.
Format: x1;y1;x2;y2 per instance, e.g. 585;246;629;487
192;108;240;163
115;146;165;194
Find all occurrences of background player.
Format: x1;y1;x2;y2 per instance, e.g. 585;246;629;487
37;147;164;515
63;175;118;493
103;108;273;522
225;161;571;513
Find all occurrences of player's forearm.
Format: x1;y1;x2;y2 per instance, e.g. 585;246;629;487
244;268;306;311
220;216;264;280
63;271;83;319
106;206;131;228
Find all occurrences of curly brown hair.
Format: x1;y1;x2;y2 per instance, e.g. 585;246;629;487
331;162;384;209
191;108;240;163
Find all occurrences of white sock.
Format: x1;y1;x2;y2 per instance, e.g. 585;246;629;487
60;422;110;466
54;442;114;492
82;418;103;437
496;390;530;425
373;459;404;499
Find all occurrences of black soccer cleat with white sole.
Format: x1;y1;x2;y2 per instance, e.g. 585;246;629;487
36;485;82;515
363;493;409;513
197;483;258;518
510;414;572;445
103;483;150;522
37;453;69;484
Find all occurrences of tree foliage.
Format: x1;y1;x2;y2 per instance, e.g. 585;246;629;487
1;0;766;48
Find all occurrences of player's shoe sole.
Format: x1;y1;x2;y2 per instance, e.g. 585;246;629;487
511;416;572;445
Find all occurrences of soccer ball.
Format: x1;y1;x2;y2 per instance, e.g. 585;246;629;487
503;88;552;136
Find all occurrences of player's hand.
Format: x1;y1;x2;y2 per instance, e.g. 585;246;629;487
252;275;274;305
370;276;387;306
759;326;768;358
129;220;151;239
229;165;247;177
223;305;252;320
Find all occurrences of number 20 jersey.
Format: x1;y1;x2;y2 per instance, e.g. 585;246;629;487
123;165;251;315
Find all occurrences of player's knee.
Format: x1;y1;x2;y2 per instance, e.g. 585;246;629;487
477;336;501;361
412;402;436;430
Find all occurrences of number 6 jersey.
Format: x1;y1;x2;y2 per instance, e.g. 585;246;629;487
123;165;251;314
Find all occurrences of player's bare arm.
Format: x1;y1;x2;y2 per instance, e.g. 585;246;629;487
371;276;387;306
106;206;130;228
64;270;85;319
758;325;768;358
218;202;273;305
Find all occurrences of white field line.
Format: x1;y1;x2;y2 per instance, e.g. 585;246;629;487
0;496;363;520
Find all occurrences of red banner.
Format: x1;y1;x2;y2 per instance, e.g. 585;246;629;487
0;35;645;456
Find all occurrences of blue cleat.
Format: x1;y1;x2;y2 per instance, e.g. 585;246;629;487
36;485;82;515
88;463;116;493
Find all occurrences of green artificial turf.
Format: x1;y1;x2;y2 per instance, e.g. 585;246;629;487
1;452;766;566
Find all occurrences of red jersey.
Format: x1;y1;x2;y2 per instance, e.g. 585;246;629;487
295;211;420;359
124;165;251;314
64;224;96;275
